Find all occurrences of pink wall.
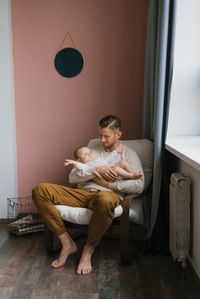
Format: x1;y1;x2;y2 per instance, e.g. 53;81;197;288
11;0;147;196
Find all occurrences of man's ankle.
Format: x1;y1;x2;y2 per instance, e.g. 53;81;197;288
83;244;94;255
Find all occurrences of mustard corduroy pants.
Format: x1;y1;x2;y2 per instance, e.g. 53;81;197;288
32;183;120;247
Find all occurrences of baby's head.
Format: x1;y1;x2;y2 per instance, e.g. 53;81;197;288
74;146;94;163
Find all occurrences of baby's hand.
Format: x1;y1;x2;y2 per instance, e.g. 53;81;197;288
116;144;124;153
64;159;78;167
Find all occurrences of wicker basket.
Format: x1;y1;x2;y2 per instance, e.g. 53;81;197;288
7;196;44;235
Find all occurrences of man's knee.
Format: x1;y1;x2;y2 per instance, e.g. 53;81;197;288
32;182;48;202
97;191;119;210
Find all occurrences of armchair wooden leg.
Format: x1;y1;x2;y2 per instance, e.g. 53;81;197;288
120;203;130;265
120;212;150;265
45;227;61;253
120;196;150;265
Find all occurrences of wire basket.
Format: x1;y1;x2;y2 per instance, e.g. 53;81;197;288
7;196;45;235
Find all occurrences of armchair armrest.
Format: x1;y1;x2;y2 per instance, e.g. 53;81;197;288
121;188;151;215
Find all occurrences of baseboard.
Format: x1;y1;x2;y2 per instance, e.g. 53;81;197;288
0;218;13;225
187;260;200;295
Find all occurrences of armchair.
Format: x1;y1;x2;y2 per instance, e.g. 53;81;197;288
45;139;153;264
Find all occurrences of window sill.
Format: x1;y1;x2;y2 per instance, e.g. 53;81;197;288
165;136;200;171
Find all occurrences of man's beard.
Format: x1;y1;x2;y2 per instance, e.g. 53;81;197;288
103;141;116;150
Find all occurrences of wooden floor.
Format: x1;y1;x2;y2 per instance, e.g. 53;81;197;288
0;227;200;299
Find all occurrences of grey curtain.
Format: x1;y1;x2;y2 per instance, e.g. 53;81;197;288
143;0;177;237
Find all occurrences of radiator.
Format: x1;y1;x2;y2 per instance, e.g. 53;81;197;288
169;173;191;267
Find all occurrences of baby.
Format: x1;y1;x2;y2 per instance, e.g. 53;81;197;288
64;145;142;180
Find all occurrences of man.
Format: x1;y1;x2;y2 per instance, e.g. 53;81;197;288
32;115;145;275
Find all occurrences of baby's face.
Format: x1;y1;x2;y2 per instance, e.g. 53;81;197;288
78;147;94;163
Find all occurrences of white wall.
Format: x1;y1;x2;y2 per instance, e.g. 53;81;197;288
176;159;200;278
0;0;18;218
167;0;200;136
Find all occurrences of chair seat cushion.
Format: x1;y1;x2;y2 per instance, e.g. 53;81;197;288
55;199;143;225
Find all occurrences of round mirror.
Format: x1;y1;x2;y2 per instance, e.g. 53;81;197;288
54;47;84;78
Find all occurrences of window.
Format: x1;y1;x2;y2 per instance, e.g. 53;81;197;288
167;0;200;136
166;0;200;169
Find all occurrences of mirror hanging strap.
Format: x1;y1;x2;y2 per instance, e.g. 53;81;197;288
56;32;77;54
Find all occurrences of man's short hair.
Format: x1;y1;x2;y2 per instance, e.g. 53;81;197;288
99;115;121;131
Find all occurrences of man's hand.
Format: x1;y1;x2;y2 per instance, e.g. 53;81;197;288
93;170;102;178
93;176;109;188
95;165;118;182
64;159;78;167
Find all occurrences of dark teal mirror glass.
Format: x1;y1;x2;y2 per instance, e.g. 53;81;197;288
54;47;84;78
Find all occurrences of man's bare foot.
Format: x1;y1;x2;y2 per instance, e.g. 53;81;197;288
51;236;77;269
76;244;94;275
